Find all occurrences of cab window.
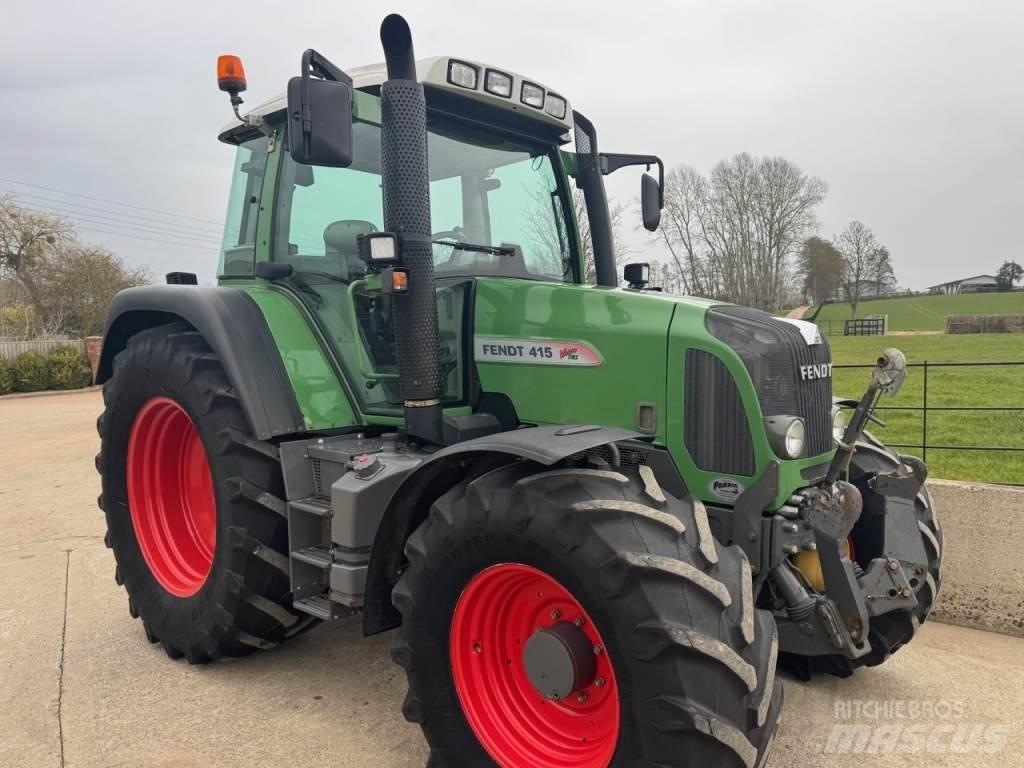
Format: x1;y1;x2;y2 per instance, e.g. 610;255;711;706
219;136;269;278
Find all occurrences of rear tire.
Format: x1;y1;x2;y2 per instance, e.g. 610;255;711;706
96;324;314;663
392;461;783;768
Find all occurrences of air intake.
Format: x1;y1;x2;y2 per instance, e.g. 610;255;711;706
684;349;756;476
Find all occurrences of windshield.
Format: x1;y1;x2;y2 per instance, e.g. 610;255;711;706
273;117;577;282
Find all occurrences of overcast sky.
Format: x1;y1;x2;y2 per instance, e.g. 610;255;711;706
2;0;1020;290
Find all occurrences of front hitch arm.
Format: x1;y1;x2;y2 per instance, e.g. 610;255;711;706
806;481;872;646
827;348;908;484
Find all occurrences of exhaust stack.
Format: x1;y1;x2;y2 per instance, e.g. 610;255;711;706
379;14;444;445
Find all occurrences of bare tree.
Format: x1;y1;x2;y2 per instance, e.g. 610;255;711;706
837;220;883;317
1;198;149;337
0;196;74;312
655;155;827;311
527;188;630;284
799;236;844;304
651;259;687;295
572;190;631;284
871;246;896;296
41;245;150;336
657;166;714;295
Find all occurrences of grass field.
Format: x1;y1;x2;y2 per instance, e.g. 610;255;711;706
804;291;1024;333
829;334;1023;485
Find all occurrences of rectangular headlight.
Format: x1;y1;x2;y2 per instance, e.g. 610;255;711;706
447;60;479;90
521;81;544;108
544;93;567;119
484;69;513;98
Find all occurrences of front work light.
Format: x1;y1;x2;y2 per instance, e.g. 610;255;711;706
544;93;567;119
484;69;513;97
623;262;650;289
447;60;479;90
521;81;544;108
358;232;400;266
765;415;806;459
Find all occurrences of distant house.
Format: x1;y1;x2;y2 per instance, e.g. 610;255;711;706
927;274;998;295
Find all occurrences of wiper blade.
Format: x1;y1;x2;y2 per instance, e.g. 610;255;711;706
433;240;515;256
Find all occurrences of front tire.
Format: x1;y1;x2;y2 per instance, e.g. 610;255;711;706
847;441;942;668
392;461;783;768
781;439;942;679
96;324;312;662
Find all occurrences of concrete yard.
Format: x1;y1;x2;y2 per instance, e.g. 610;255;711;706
2;389;1022;767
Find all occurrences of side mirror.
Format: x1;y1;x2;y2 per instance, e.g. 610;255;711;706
598;153;664;232
641;172;661;232
287;49;354;168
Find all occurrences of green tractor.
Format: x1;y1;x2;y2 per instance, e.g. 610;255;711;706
95;14;942;768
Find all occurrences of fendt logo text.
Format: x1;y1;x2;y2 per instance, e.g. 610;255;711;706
800;363;833;381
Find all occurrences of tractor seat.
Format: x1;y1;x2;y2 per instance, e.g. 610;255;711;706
324;220;377;281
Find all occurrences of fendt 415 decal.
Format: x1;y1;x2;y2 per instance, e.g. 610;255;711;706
475;337;603;366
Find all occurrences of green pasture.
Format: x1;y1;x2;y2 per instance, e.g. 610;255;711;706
806;292;1024;333
829;334;1023;485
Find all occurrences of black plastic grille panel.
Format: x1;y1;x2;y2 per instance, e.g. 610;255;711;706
685;349;756;476
705;306;833;457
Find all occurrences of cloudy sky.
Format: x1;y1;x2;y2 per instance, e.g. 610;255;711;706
2;0;1020;290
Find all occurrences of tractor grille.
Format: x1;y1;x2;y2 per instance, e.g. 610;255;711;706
705;306;833;458
685;349;756;476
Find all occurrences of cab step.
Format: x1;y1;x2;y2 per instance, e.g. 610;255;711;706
292;545;332;568
293;595;351;621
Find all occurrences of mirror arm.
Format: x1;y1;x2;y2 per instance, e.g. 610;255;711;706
300;49;353;88
599;152;665;207
295;49;354;157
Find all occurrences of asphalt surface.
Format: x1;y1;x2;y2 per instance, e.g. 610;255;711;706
2;389;1022;768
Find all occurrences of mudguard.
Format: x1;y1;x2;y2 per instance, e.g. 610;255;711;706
362;424;642;635
97;286;305;440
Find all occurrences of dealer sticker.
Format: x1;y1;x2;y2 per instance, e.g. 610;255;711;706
708;477;745;502
475;337;602;366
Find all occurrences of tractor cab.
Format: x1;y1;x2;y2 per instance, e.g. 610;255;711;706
217;54;661;423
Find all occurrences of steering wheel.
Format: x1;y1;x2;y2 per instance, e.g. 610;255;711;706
431;226;468;243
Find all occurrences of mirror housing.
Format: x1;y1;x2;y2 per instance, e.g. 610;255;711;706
287;49;354;168
641;172;661;232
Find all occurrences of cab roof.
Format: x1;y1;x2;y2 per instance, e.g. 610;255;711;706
218;56;573;145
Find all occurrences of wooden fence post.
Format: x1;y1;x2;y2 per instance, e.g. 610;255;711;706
85;336;103;384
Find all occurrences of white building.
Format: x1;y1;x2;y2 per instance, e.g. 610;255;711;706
927;274;998;295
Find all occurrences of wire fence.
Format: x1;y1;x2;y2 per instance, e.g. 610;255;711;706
834;360;1024;485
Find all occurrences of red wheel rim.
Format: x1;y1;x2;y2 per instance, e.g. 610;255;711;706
127;397;217;598
450;563;620;768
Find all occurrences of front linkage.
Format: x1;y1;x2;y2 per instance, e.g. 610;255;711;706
713;349;939;668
